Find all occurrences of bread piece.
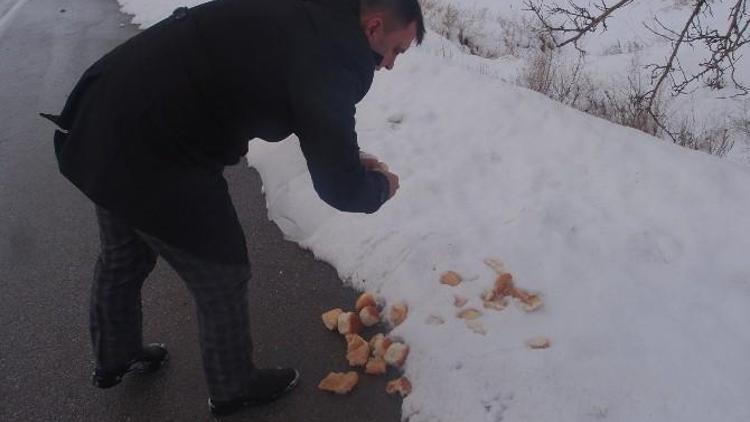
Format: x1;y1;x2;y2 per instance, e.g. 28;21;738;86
480;289;495;301
440;271;462;286
359;305;380;327
389;302;408;327
465;319;487;335
523;295;543;312
515;289;543;312
345;334;370;366
369;334;393;358
483;258;506;274
483;299;507;311
318;371;359;394
337;312;363;335
355;292;377;312
386;377;412;397
526;337;551;349
513;286;532;303
490;273;544;312
365;357;387;375
321;308;344;331
457;308;482;320
384;342;409;367
493;273;514;297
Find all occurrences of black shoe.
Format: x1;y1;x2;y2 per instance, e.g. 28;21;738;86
92;343;169;389
208;368;300;416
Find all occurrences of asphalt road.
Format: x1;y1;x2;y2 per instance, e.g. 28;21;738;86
0;0;403;420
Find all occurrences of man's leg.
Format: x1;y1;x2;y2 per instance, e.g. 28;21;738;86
136;229;298;415
90;206;160;379
135;231;255;401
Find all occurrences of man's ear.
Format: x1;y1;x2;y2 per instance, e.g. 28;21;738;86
362;13;385;38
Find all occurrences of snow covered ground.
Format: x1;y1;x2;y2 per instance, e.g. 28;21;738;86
118;1;750;421
421;0;750;165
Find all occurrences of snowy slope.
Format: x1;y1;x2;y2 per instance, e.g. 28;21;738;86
248;35;750;422
117;1;750;421
423;0;750;164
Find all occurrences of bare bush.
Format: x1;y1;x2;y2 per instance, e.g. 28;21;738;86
421;0;493;57
602;40;644;55
525;0;637;51
521;48;594;107
521;48;557;95
588;62;664;135
524;0;750;96
520;50;662;134
421;0;542;58
426;0;742;157
522;51;672;137
732;114;750;138
673;118;734;156
520;50;736;154
729;102;750;152
524;0;750;149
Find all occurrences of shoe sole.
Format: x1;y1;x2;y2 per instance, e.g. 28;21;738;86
92;345;169;389
208;369;300;416
131;350;169;374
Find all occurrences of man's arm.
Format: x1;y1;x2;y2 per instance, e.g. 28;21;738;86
287;61;394;213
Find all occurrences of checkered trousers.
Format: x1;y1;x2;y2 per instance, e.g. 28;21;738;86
91;205;255;401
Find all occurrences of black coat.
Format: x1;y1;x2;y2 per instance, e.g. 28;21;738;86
47;0;389;264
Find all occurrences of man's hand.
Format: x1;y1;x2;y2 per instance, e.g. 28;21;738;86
360;152;399;200
375;168;399;200
359;152;388;171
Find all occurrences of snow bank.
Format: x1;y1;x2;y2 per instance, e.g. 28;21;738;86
248;35;750;422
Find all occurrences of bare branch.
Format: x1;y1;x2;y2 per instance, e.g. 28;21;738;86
644;0;750;99
524;0;636;51
525;0;750;147
645;0;706;110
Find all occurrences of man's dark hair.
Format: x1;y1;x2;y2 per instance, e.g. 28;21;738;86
361;0;426;45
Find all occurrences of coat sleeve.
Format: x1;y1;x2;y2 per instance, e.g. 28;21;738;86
287;60;389;213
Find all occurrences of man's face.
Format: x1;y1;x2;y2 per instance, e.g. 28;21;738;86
364;17;417;71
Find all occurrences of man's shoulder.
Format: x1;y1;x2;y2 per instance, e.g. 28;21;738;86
295;0;375;99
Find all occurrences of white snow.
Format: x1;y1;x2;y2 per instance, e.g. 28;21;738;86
422;0;750;165
118;1;750;421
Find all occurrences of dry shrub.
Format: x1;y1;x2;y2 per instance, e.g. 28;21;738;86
426;0;738;158
602;40;645;56
520;48;596;110
730;102;750;144
421;0;541;59
583;63;664;136
521;50;662;135
675;123;733;156
519;50;737;157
